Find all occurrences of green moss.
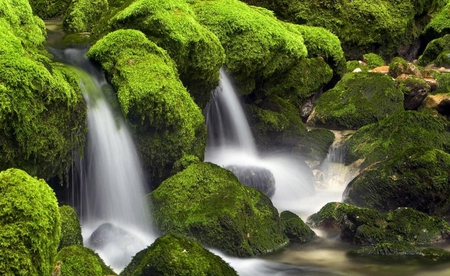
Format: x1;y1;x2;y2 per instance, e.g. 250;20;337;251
63;0;109;33
150;162;289;257
191;0;307;95
343;110;450;167
418;34;450;66
0;168;61;275
308;72;404;129
349;242;450;262
344;148;450;216
285;24;346;76
280;211;316;243
363;53;385;68
389;57;421;78
87;29;205;187
242;0;444;59
298;128;335;161
121;234;238;276
346;60;364;72
307;202;450;245
54;245;115;276
107;0;225;108
28;0;72;19
247;95;308;151
58;205;83;250
422;3;450;42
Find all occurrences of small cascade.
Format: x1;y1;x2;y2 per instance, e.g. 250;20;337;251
54;48;155;272
205;68;315;211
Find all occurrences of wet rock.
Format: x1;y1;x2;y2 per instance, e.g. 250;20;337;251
225;165;276;198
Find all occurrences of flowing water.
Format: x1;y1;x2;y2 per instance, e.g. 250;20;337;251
52;48;156;272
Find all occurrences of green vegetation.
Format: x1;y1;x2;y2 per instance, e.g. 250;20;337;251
298;128;335;161
422;3;450;42
190;0;308;95
343;110;450;167
418;34;450;66
242;0;446;59
280;211;316;243
121;234;238;276
308;72;404;129
150;162;289;257
107;0;225;108
0;168;61;275
63;0;109;33
308;202;450;245
54;245;115;276
363;53;385;68
87;29;205;187
0;0;87;180
344;147;450;216
59;205;83;250
28;0;72;19
349;242;450;262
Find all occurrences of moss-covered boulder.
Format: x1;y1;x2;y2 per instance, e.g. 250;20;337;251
87;29;205;187
63;0;109;33
242;0;445;60
105;0;225;108
348;242;450;262
297;128;335;162
363;53;386;68
54;245;115;276
307;72;404;129
280;211;316;243
150;162;289;257
191;0;308;95
422;3;450;43
399;75;431;110
121;234;238;276
418;34;450;66
59;205;83;250
342;110;450;168
0;168;61;275
0;0;87;180
343;147;450;216
389;57;422;78
28;0;72;19
307;202;450;245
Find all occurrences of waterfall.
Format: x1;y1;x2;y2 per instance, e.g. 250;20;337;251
53;48;155;272
205;68;315;212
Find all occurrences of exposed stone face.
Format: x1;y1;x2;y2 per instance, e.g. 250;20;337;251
225;165;276;198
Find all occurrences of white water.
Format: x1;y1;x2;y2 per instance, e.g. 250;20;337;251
59;49;156;272
206;68;318;213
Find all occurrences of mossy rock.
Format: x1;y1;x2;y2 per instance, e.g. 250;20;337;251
285;24;346;77
422;3;450;43
363;53;385;68
0;1;87;180
87;29;205;187
297;128;335;162
343;147;450;216
280;211;316;243
0;168;61;275
28;0;72;19
399;76;431;110
307;202;450;245
120;234;238;276
307;72;404;129
348;242;450;263
246;95;308;152
150;162;289;257
59;205;83;250
342;110;450;168
242;0;445;60
63;0;109;33
418;34;450;66
106;0;226;108
54;245;115;276
191;0;308;95
389;57;422;78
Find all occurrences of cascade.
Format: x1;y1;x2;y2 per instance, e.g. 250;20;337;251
54;48;156;272
205;68;316;212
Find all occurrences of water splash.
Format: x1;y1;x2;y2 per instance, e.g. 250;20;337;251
205;68;315;212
